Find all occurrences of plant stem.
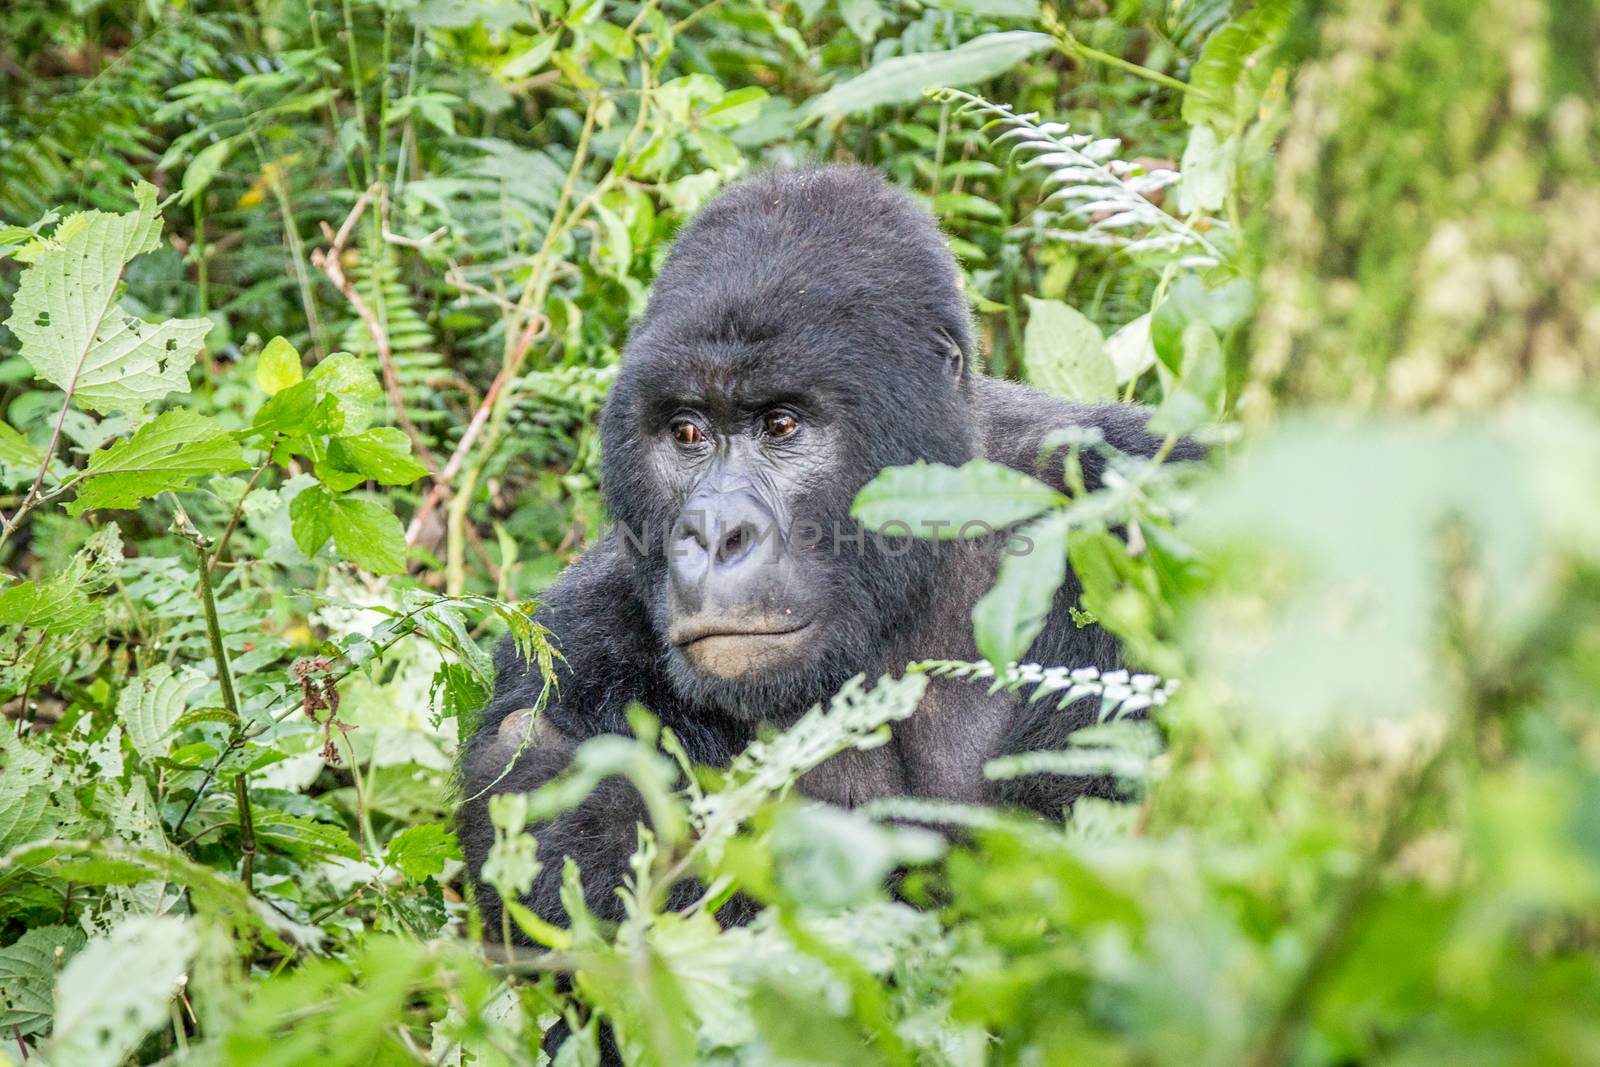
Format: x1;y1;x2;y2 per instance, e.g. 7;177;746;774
176;504;256;895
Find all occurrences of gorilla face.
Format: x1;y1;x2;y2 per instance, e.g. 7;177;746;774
599;167;981;720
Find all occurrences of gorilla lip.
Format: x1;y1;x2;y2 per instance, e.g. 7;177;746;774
670;617;814;648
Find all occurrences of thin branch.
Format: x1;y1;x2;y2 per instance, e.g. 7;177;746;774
404;312;547;547
312;183;441;475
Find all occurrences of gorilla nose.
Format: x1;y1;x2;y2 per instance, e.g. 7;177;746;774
667;492;783;611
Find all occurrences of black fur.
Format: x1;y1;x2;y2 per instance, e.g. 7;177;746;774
458;166;1200;938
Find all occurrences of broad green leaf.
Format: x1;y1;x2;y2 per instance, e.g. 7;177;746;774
972;510;1073;667
250;378;320;437
852;459;1066;536
4;182;211;414
256;335;304;395
1105;312;1156;384
291;485;407;574
117;664;205;760
0;526;122;634
1151;274;1254;372
0;421;44;487
1182;0;1291;134
1149;319;1225;436
1176;124;1230;215
0;926;85;1038
500;30;557;79
1022;296;1117;402
838;0;885;41
703;86;768;129
306;351;383;434
385;823;462;882
321;428;430;490
49;916;196;1067
251;809;361;862
66;408;248;515
805;32;1052;119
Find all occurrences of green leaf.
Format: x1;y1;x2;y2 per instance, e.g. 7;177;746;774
306;351;383;434
1177;124;1230;215
852;459;1066;535
385;823;462;882
250;378;319;437
1105;312;1156;385
1149;320;1226;436
117;664;205;760
0;526;122;634
181;136;239;205
291;485;407;574
0;925;85;1038
256;335;304;395
1182;0;1291;134
805;31;1052;119
838;0;885;41
0;421;45;487
49;916;196;1067
1022;296;1117;402
65;408;249;515
972;510;1073;667
322;428;430;488
1150;274;1254;372
3;182;211;414
702;86;768;129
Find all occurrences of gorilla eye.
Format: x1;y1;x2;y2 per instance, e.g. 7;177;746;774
763;411;799;438
671;419;706;447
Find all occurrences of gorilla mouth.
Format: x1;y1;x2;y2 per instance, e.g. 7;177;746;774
671;617;816;678
671;617;814;647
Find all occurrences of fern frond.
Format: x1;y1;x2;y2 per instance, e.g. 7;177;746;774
931;87;1226;267
912;659;1178;720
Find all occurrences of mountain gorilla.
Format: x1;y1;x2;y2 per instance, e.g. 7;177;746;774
459;165;1198;936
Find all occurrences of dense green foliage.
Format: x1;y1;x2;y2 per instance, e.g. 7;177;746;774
2;1;1598;1064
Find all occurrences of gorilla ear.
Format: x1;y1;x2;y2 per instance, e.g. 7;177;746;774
939;329;966;381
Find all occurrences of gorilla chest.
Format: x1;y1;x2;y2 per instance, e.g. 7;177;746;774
796;678;1014;807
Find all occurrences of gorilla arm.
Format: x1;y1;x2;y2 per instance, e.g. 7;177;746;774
972;376;1204;494
971;376;1203;815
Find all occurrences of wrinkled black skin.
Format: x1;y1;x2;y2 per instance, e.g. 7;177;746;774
458;167;1200;946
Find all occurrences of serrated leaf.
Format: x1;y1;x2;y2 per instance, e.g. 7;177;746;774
322;427;429;488
0;421;45;487
973;510;1073;667
251;810;360;862
291;485;407;574
117;664;206;760
48;916;196;1067
1022;296;1117;402
852;459;1066;535
4;182;211;414
385;823;462;882
805;31;1052;119
256;335;304;395
306;351;383;434
65;408;248;515
0;925;86;1038
0;525;122;634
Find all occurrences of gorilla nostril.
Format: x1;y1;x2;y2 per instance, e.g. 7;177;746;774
716;523;758;565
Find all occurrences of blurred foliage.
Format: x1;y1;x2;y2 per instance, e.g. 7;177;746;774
1;0;1599;1065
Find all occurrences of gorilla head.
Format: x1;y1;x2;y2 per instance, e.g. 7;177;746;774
598;166;978;721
